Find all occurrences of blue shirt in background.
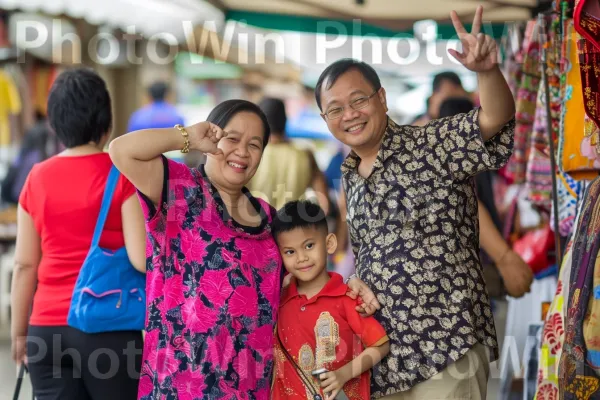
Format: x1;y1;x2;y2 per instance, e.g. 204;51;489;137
127;101;185;133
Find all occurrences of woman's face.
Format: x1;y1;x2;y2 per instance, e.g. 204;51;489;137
206;111;265;190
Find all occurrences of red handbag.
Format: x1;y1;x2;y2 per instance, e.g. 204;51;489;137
512;224;555;274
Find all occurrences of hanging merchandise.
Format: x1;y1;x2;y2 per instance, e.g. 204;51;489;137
0;69;22;147
535;178;587;400
0;12;8;48
553;171;585;236
559;177;600;399
574;0;600;161
553;20;587;237
573;0;600;54
534;242;573;400
526;14;563;212
503;23;525;97
560;26;600;179
507;20;540;184
526;86;559;210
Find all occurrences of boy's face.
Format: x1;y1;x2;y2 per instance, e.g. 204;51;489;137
276;226;337;283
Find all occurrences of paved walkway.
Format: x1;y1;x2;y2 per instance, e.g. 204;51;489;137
0;303;507;400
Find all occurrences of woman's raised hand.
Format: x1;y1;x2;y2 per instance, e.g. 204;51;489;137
189;122;228;156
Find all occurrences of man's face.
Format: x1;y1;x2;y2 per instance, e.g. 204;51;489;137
319;69;388;153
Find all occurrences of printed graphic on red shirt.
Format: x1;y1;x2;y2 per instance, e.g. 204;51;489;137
272;273;387;400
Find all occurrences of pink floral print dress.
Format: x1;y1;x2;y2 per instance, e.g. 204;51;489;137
137;157;282;400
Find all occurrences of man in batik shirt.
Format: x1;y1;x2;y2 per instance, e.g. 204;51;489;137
315;6;531;400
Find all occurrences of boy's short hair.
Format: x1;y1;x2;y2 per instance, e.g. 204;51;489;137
272;200;328;238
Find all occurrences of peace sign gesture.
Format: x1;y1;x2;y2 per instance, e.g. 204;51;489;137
448;6;499;72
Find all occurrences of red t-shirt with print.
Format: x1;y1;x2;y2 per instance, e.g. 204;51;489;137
272;272;388;400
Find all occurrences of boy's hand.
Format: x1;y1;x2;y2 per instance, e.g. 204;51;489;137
320;369;351;400
282;273;292;288
346;276;380;317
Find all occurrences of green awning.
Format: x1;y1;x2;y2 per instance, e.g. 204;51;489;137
175;52;243;80
225;10;509;40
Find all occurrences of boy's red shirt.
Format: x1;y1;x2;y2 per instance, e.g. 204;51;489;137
272;272;388;399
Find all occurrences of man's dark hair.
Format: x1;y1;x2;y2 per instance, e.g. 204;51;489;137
315;58;381;111
272;200;328;238
47;67;112;148
149;81;169;102
206;99;271;148
438;97;475;118
258;97;287;136
432;71;462;92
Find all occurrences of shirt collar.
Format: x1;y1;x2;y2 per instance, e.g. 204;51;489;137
341;116;401;175
280;272;347;307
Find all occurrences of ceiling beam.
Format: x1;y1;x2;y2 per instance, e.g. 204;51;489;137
279;0;425;31
445;3;503;23
203;0;228;12
462;0;537;9
279;0;519;31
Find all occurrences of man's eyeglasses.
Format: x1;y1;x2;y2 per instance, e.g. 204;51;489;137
322;89;379;120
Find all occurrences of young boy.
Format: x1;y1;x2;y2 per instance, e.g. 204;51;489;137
271;200;390;400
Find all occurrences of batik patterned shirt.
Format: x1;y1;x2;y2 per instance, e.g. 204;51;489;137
137;157;282;400
341;108;514;397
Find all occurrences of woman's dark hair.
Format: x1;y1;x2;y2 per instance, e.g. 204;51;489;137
46;68;112;148
258;97;287;136
438;97;475;118
206;99;271;148
315;58;381;111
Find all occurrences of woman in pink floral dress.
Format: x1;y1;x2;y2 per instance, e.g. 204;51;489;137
110;100;281;399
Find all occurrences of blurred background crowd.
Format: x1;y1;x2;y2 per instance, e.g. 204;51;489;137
0;0;587;399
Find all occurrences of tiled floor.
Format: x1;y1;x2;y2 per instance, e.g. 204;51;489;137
0;303;509;400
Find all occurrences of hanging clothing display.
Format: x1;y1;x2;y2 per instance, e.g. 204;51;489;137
526;83;557;210
535;182;587;400
553;172;584;237
0;69;22;147
526;13;561;211
560;27;600;180
507;20;540;184
535;243;573;400
554;21;588;237
501;4;600;398
559;177;600;399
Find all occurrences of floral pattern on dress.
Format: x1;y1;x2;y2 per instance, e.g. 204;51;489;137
342;109;514;397
137;158;282;400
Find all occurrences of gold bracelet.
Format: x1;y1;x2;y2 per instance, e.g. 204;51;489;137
174;124;190;153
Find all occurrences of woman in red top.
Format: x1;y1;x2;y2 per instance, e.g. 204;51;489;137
11;68;146;400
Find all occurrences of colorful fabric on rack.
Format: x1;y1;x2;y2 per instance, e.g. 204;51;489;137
559;177;600;399
526;15;562;211
574;1;600;169
585;242;600;373
574;0;600;52
507;20;540;184
526;86;554;210
560;27;600;181
581;113;600;172
0;69;22;147
553;172;584;237
535;242;573;400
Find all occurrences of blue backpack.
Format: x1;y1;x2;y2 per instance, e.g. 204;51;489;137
67;166;146;333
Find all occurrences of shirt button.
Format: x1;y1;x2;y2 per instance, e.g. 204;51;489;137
300;306;306;311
